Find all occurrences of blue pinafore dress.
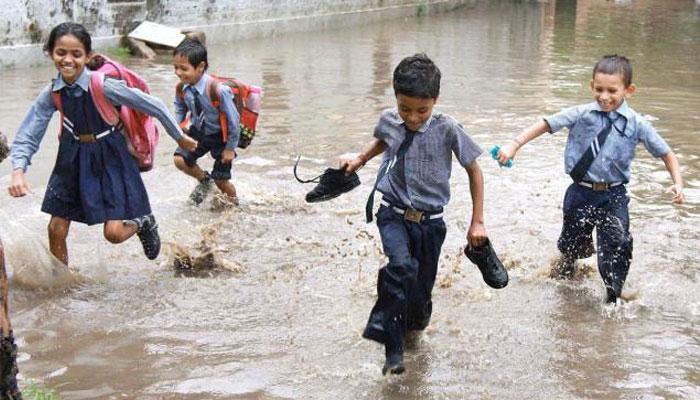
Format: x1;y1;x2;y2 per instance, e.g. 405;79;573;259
41;85;151;225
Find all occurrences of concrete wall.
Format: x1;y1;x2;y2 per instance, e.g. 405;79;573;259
0;0;472;69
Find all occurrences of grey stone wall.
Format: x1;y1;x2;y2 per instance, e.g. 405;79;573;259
0;0;471;69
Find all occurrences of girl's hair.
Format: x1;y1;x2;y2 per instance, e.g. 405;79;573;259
173;38;208;70
593;55;632;87
43;22;92;54
393;53;441;99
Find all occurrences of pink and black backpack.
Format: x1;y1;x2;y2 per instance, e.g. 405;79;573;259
51;54;160;172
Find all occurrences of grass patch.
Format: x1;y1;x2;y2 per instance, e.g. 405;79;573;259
103;46;132;62
23;381;61;400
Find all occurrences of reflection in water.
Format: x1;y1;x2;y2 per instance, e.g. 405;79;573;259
260;57;292;138
368;28;393;113
0;1;698;398
550;284;630;399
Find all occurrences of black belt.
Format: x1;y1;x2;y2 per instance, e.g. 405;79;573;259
380;199;443;223
577;181;623;191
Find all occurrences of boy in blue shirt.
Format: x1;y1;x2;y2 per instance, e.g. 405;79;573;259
342;54;490;375
496;55;685;303
172;38;241;205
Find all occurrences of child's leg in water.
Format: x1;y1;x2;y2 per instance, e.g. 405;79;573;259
214;179;238;204
48;216;71;265
107;217;161;260
173;155;208;181
103;220;138;244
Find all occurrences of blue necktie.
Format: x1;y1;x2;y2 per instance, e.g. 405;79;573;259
570;113;614;182
190;87;205;129
365;131;415;223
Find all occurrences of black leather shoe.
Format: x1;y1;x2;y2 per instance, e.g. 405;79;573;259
382;347;405;375
294;158;360;203
189;173;213;205
134;214;161;260
465;239;508;289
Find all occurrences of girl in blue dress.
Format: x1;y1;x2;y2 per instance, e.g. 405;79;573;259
8;22;198;265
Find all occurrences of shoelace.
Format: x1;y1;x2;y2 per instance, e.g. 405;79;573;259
293;155;324;184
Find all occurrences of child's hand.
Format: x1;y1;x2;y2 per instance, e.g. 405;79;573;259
497;143;518;166
339;154;366;175
177;135;198;153
666;183;685;204
221;149;236;164
467;222;487;248
8;169;30;197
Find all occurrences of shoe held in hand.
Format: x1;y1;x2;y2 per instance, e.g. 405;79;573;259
464;239;509;289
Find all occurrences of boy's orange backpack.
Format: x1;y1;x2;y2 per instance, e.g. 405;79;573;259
176;75;262;148
52;54;160;172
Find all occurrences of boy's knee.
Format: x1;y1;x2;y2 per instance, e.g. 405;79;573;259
214;179;232;189
173;155;187;170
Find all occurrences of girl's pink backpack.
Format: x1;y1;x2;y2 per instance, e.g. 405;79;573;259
52;54;160;172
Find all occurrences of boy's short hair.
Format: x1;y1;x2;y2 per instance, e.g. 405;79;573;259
174;38;208;70
593;55;632;87
393;53;441;99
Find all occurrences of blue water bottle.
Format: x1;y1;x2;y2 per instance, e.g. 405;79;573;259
490;145;513;168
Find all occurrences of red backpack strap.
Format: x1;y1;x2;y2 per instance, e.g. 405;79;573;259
176;82;186;100
88;72;120;126
207;79;230;143
175;82;190;129
50;90;64;137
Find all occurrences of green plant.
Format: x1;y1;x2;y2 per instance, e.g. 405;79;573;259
23;381;61;400
104;46;132;61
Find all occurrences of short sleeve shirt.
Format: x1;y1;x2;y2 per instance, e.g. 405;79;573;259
545;100;670;183
374;108;482;211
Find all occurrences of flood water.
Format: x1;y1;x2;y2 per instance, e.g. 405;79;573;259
0;0;699;398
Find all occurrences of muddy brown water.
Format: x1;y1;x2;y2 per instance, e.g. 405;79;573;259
0;0;698;398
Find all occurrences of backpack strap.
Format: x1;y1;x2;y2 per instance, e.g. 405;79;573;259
207;79;230;143
50;88;64;137
175;82;191;130
175;82;186;100
88;72;120;127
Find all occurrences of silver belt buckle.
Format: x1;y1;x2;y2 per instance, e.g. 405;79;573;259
592;182;608;191
404;208;423;223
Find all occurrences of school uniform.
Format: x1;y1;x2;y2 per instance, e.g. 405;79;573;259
363;108;482;351
173;73;240;180
545;100;670;298
11;68;185;225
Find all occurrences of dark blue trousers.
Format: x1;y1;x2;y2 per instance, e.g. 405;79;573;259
557;183;633;299
363;205;447;350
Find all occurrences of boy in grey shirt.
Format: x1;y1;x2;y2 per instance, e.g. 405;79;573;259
342;54;490;375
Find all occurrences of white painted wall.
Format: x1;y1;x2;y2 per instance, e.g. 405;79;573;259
0;0;472;69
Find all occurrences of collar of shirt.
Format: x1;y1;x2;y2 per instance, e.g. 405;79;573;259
398;111;434;133
591;100;632;137
52;68;91;92
182;73;210;97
